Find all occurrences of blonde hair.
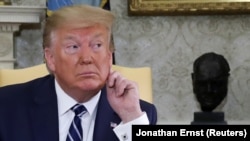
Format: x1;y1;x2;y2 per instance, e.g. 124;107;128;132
43;5;115;51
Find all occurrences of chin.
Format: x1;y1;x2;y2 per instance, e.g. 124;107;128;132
79;81;104;91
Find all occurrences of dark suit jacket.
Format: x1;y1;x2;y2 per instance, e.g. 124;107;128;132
0;75;157;141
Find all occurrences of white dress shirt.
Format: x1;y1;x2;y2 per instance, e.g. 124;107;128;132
55;79;149;141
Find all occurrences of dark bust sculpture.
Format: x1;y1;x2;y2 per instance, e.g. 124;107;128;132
191;52;230;125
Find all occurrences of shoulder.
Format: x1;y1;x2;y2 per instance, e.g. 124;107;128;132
139;99;158;124
139;100;157;114
0;75;54;100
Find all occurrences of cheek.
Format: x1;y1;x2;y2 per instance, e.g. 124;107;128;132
52;54;79;74
98;59;111;81
194;86;204;93
101;62;111;79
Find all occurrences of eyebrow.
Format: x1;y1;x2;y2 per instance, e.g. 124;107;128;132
63;34;77;40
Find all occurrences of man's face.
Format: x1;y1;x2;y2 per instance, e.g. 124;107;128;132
192;61;229;112
45;24;112;95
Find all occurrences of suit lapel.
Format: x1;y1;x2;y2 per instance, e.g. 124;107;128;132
93;86;121;141
29;75;59;141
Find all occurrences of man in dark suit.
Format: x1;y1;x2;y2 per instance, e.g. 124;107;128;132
0;5;157;141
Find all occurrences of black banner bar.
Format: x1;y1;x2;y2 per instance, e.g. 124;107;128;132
132;125;250;140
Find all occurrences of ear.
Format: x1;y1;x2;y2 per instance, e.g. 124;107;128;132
191;73;195;86
109;51;113;67
44;47;55;72
191;73;196;93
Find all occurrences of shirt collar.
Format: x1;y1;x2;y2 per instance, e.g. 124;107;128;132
55;79;101;117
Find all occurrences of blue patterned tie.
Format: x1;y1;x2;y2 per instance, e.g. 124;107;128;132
66;104;87;141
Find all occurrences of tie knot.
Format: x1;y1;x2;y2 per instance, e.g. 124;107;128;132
71;104;87;117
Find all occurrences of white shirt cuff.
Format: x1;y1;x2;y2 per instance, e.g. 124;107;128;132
113;112;149;141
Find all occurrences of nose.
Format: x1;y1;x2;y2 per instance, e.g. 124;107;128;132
207;82;217;93
78;46;92;64
207;83;211;92
80;56;91;64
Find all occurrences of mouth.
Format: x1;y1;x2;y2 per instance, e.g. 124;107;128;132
78;71;98;77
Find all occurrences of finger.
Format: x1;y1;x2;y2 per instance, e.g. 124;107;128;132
107;70;117;88
114;78;129;96
107;70;129;96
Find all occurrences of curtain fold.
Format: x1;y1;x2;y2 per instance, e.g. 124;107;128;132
47;0;110;16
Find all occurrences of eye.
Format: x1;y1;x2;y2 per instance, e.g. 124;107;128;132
94;43;102;48
92;43;102;50
64;44;80;54
197;82;207;87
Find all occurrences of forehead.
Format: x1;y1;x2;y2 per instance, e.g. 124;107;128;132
60;23;108;31
54;24;110;38
195;61;225;79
